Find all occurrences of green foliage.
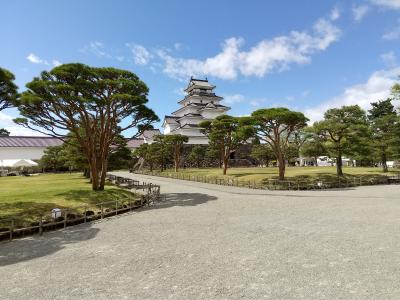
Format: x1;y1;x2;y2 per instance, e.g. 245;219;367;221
40;145;68;171
250;144;275;166
0;128;10;136
392;83;400;100
134;136;172;171
300;138;326;163
200;115;254;174
0;67;18;111
14;63;158;190
314;105;370;176
251;107;309;179
368;98;399;171
40;131;132;173
61;134;88;171
286;143;300;165
161;134;188;172
204;143;222;167
187;145;206;167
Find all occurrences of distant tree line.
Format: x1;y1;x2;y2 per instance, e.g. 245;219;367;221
1;64;400;183
134;89;400;180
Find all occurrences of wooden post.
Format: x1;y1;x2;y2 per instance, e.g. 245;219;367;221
39;217;43;236
84;207;87;223
9;219;14;241
101;203;104;219
64;209;67;229
115;200;118;216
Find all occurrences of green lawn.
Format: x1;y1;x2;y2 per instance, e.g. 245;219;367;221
160;166;397;183
0;173;136;226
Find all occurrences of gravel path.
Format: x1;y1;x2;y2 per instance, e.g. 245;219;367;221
1;172;400;299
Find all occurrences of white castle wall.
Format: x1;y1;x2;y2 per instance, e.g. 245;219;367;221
0;147;46;160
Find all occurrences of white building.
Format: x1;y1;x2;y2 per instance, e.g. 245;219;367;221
0;130;161;161
162;78;230;144
0;136;64;160
299;156;356;167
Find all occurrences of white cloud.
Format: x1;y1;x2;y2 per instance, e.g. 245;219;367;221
52;59;62;67
330;7;340;21
0;111;14;125
2;125;45;136
173;87;185;96
221;94;267;108
302;90;311;98
250;100;261;107
352;5;369;22
304;67;400;122
81;41;108;57
174;43;183;50
0;112;45;136
126;43;152;65
381;51;397;66
370;0;400;9
286;95;295;101
157;13;341;80
222;93;245;105
26;53;48;65
383;20;400;40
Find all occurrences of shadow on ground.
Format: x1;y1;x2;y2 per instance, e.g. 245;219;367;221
0;223;99;267
150;192;217;209
0;192;216;266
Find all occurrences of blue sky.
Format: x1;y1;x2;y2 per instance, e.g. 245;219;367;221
1;0;400;136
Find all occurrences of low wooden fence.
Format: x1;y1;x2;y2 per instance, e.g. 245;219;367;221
106;174;162;206
133;169;400;191
0;174;162;242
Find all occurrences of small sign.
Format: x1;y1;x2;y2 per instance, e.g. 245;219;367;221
51;208;62;219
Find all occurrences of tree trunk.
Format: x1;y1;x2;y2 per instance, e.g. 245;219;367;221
277;154;285;180
174;146;179;172
91;164;100;191
98;158;108;191
161;149;164;172
382;151;388;173
223;157;229;175
336;155;343;176
83;168;90;178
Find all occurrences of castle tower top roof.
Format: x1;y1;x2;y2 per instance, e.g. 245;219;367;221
184;77;215;92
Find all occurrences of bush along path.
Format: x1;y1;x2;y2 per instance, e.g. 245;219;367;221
132;169;400;191
0;174;161;242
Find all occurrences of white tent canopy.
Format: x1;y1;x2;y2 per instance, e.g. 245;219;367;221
0;159;39;168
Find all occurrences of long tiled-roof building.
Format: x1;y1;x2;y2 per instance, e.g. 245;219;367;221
162;78;230;144
0;129;161;161
0;136;64;160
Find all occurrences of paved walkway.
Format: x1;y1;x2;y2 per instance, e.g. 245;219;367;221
1;172;400;299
